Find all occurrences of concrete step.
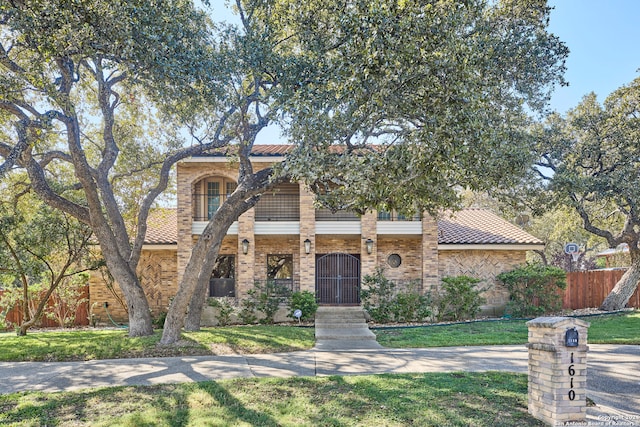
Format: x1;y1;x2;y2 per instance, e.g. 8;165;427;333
314;306;378;342
315;328;377;340
314;322;370;329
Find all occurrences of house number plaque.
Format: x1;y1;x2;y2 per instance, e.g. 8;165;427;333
568;352;576;401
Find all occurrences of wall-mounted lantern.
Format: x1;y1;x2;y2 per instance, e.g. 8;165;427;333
242;238;250;255
366;238;374;254
304;238;311;254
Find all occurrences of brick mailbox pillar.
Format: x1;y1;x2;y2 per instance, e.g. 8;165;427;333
526;317;590;426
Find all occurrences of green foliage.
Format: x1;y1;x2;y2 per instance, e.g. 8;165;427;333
238;299;258;325
0;372;542;426
524;78;640;309
361;269;431;323
152;311;168;329
498;264;566;317
45;273;89;328
278;0;568;217
361;269;397;323
207;297;235;326
239;281;291;325
391;286;432;323
432;276;486;322
287;291;318;322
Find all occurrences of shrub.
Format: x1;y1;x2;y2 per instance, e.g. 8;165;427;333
288;291;318;322
498;264;567;317
391;284;432;323
238;299;258;324
432;276;486;321
152;311;167;329
207;297;235;326
361;268;396;323
240;281;291;325
361;269;431;323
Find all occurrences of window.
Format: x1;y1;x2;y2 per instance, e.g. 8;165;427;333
193;178;237;221
377;210;419;221
267;254;293;291
209;255;235;297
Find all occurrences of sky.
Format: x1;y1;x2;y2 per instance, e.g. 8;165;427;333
209;1;640;142
547;0;640;114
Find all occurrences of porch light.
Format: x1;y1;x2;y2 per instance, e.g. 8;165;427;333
242;238;250;255
366;238;374;254
304;238;311;254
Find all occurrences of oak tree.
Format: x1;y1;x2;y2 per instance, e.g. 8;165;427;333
533;78;640;309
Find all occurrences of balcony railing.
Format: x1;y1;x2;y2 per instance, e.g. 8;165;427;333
193;193;300;222
193;193;230;222
253;279;300;297
377;211;421;221
315;208;360;221
255;194;300;221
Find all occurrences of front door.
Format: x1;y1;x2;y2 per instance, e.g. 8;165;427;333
316;253;361;305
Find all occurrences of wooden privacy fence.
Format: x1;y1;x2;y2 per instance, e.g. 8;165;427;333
0;286;89;329
564;269;640;309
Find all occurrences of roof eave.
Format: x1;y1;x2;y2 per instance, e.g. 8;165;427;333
438;243;545;251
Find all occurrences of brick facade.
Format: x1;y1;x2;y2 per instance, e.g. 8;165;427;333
438;250;526;315
89;249;178;323
89;155;541;323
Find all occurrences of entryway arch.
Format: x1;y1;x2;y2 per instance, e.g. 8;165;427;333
315;253;361;305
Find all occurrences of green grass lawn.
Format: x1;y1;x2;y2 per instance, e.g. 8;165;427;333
0;326;316;362
0;311;637;362
0;372;544;427
373;311;640;348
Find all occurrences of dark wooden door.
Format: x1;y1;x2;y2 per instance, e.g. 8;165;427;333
316;253;361;305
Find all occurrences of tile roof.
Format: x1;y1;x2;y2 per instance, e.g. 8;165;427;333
144;207;542;247
437;208;543;245
197;144;378;157
144;209;177;245
199;144;293;157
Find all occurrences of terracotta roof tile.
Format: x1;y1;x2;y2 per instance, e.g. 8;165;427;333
437;208;543;245
198;144;379;157
144;209;177;245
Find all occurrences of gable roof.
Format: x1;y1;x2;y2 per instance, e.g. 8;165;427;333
143;207;542;247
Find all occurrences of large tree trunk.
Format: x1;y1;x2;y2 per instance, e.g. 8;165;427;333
184;273;210;331
161;203;241;344
600;250;640;311
102;253;154;337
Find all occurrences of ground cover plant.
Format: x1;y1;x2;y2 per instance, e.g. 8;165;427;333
0;372;544;427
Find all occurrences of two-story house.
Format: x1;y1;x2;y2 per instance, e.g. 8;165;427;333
89;145;544;323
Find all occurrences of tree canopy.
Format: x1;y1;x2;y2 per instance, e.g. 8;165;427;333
532;77;640;309
0;0;569;342
0;0;224;336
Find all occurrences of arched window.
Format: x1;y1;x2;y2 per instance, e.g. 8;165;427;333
193;177;237;221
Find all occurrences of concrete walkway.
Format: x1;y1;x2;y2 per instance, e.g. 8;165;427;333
1;344;638;423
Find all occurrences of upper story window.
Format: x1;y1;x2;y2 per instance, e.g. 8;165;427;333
377;210;420;221
193;177;237;221
255;182;300;221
